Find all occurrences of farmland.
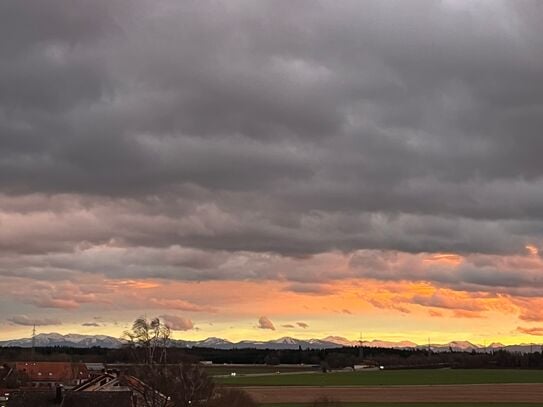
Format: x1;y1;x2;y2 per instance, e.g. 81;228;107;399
216;369;543;405
218;368;543;386
263;404;542;407
204;364;317;376
244;384;543;404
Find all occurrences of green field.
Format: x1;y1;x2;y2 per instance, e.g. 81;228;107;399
263;404;541;407
204;365;317;376
218;369;543;386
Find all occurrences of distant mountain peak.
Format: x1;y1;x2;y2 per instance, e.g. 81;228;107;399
447;340;479;349
269;336;299;344
322;336;355;346
197;337;233;346
488;342;505;348
0;332;123;348
0;333;537;353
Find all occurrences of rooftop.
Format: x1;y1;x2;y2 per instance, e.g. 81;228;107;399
7;390;60;407
60;391;134;407
15;362;90;383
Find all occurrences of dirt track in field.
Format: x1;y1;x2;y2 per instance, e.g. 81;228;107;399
241;384;543;403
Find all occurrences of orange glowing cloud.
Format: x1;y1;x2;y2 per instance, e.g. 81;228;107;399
525;244;539;256
115;280;161;289
513;298;543;322
2;245;543;344
424;253;463;265
452;310;484;319
517;327;543;336
149;298;216;313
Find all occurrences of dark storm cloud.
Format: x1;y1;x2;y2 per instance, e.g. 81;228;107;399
2;0;543;291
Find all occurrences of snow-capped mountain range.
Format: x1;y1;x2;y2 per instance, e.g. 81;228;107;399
0;333;123;348
0;333;540;352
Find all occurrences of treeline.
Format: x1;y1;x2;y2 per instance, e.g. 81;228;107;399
2;345;543;369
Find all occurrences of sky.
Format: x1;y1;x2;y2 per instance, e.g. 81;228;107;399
2;0;543;345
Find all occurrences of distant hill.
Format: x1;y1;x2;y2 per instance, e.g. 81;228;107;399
1;333;541;352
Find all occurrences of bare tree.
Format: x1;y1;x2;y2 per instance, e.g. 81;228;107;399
123;317;256;406
123;317;172;365
124;364;215;407
129;364;256;407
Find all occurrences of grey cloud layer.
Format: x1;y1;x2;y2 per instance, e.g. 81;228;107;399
2;1;543;289
8;315;62;326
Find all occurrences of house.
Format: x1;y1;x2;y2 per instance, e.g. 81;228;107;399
72;372;173;407
7;389;61;407
60;391;134;407
15;362;90;388
71;373;118;392
0;390;8;407
84;363;105;377
0;364;13;406
8;370;176;407
7;388;135;407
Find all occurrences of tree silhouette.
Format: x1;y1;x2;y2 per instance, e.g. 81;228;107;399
123;317;171;365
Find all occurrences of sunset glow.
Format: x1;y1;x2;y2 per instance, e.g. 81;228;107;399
2;0;543;349
526;245;539;256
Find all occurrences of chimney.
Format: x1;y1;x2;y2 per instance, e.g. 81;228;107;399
55;384;64;403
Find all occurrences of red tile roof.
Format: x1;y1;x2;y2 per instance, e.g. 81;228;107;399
15;362;90;383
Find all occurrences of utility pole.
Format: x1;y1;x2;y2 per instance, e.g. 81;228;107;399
358;332;364;360
31;324;36;360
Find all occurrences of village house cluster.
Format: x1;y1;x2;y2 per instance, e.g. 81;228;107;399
1;362;170;407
